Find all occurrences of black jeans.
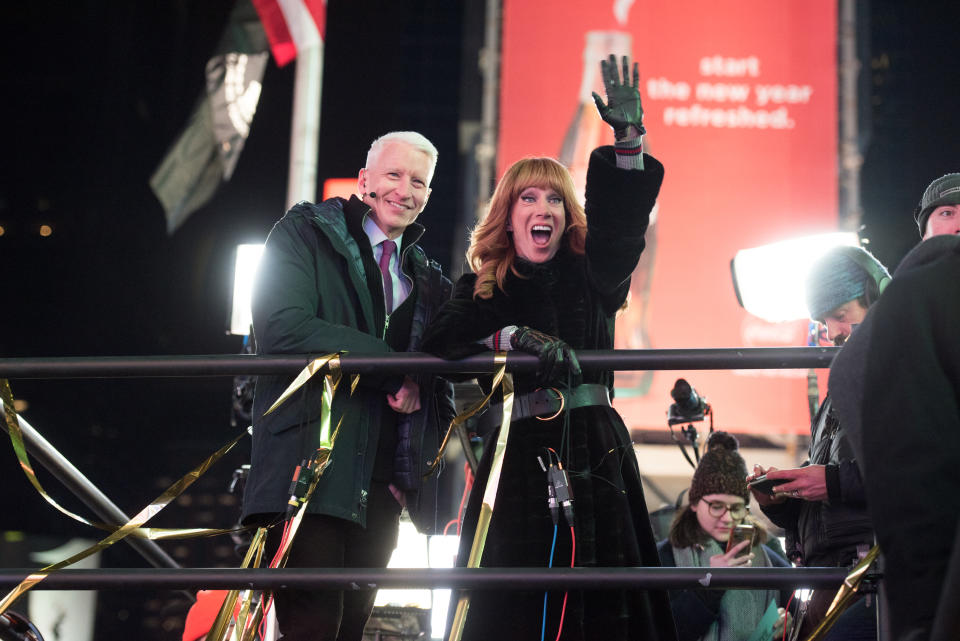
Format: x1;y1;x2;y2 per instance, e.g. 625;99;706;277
265;481;402;641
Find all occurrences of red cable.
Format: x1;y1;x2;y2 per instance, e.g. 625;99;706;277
269;520;292;568
444;460;475;535
554;525;576;641
257;594;274;640
783;591;796;641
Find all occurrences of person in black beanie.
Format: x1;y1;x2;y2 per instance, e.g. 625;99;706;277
913;172;960;239
658;432;791;641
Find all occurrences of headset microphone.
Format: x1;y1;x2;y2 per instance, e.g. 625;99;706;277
368;192;377;198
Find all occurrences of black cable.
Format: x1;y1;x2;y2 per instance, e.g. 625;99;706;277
668;424;698;470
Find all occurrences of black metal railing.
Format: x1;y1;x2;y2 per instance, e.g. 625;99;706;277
0;347;847;597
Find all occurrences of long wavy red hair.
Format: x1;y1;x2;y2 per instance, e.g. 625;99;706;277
468;157;587;299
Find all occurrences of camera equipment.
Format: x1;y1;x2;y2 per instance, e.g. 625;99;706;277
666;378;713;469
668;378;707;425
0;611;44;641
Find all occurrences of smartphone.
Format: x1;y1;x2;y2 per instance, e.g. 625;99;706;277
726;523;756;554
748;474;777;495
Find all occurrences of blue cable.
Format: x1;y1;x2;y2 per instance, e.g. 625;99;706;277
540;524;559;641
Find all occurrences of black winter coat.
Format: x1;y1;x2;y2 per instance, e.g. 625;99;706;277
759;395;873;567
830;234;960;640
422;147;676;641
242;196;454;533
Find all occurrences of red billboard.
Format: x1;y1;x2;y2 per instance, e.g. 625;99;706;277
499;1;838;434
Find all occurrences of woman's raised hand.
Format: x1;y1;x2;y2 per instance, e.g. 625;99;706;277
591;54;646;141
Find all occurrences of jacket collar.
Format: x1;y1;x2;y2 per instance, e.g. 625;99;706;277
344;195;427;253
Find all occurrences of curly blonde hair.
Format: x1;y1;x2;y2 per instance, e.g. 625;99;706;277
468;157;587;299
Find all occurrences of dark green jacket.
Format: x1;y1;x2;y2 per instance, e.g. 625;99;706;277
241;195;453;530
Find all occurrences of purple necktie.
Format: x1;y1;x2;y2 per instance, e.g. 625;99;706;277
378;240;396;313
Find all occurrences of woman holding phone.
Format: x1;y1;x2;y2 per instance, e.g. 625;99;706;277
657;432;792;641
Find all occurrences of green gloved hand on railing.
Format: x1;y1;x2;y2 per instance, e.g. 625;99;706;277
510;326;583;388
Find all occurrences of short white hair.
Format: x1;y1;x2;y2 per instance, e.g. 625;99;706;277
365;131;439;184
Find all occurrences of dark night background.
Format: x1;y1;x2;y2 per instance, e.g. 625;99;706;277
0;0;958;637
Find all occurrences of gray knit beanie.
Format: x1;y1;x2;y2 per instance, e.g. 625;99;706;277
915;173;960;237
805;246;889;322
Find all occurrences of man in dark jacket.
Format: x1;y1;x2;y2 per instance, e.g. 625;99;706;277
749;246;889;640
830;235;960;640
241;131;455;641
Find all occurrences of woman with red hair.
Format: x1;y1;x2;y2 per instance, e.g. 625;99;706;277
423;56;675;641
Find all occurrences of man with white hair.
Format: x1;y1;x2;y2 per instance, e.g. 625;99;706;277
241;131;455;640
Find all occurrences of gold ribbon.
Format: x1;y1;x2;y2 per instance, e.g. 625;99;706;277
424;352;509;477
803;545;880;641
0;353;350;619
1;378;249;541
207;527;268;641
210;358;352;640
0;424;248;615
1;378;104;529
449;354;514;641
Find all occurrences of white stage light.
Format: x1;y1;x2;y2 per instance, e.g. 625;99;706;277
731;232;859;322
229;243;265;336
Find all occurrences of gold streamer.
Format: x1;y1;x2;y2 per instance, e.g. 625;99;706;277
216;360;350;640
263;353;341;417
272;417;344;570
0;353;362;623
1;378;251;541
208;527;268;641
350;373;360;395
803;545;880;641
424;353;509;477
0;427;248;615
0;379;103;529
449;354;514;641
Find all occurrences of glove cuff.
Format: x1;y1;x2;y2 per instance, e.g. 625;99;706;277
483;325;519;351
614;137;644;170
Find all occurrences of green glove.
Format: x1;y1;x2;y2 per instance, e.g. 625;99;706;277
510;326;583;388
591;54;646;141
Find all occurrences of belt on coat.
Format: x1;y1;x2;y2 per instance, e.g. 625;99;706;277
477;383;611;434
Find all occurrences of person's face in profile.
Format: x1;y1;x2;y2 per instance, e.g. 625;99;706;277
507;185;566;263
359;140;432;239
924;204;960;239
820;299;868;346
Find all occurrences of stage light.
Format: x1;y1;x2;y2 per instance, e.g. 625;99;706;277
374;522;460;638
730;232;859;322
229;243;264;335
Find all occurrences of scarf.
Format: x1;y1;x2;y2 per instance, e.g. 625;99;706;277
672;538;779;641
